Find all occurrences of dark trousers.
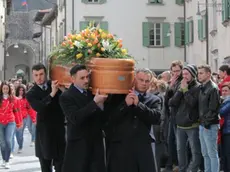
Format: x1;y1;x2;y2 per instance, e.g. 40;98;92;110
176;127;202;172
222;134;230;172
39;157;63;172
166;117;178;169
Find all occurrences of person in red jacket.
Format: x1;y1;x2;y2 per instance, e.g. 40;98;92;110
15;85;36;153
0;82;22;169
218;65;230;93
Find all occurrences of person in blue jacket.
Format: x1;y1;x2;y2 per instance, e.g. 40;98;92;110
219;82;230;172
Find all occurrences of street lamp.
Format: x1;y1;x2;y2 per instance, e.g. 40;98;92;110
6;52;9;56
24;48;27;54
14;43;19;48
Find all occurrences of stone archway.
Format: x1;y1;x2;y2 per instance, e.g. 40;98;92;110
5;43;36;81
15;64;30;81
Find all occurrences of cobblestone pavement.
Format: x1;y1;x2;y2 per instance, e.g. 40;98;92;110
0;128;40;172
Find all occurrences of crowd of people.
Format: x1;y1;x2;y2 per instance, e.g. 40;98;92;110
1;61;230;172
0;78;36;169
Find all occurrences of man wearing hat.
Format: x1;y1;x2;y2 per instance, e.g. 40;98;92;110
168;64;202;172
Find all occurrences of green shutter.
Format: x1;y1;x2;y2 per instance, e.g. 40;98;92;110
99;0;107;4
176;0;184;5
228;0;230;18
158;0;163;3
142;22;150;47
174;22;182;47
81;0;87;3
202;17;206;39
185;22;189;45
149;0;156;3
222;0;229;22
189;20;194;43
163;23;170;47
198;19;203;40
79;21;88;31
100;21;108;31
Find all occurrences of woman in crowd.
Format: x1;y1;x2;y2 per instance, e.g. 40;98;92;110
0;82;22;169
219;82;230;172
15;85;36;153
148;77;168;172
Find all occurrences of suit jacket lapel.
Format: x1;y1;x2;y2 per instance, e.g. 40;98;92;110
69;84;89;103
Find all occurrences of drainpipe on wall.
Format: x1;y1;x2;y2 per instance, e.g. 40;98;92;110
205;0;209;65
64;0;67;35
72;0;74;31
183;0;187;63
3;10;6;80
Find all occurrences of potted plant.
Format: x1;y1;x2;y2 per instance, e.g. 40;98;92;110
49;23;135;94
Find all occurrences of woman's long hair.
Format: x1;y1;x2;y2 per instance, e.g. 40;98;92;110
16;85;26;98
0;81;13;107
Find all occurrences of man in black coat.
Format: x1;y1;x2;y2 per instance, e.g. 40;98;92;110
26;63;66;172
59;64;107;172
105;68;162;172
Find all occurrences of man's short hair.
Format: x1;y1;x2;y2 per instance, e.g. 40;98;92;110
32;63;47;74
135;68;154;80
170;60;183;70
219;65;230;75
198;65;212;73
70;64;87;76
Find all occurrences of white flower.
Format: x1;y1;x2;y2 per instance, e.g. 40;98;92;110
102;40;112;52
74;41;83;48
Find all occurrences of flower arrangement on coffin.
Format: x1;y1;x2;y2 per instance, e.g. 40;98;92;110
49;22;135;94
49;22;132;65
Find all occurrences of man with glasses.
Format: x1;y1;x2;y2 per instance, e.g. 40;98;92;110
163;61;183;172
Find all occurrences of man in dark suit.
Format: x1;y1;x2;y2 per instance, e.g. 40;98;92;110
26;63;66;172
106;68;162;172
59;64;107;172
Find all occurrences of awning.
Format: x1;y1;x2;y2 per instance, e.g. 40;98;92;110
41;5;58;26
32;32;42;39
34;9;52;22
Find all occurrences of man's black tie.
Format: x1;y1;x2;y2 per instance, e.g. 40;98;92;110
138;94;144;103
83;90;87;96
42;85;46;91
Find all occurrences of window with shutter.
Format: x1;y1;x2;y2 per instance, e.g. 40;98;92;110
176;0;184;5
80;20;108;31
100;21;108;31
189;20;194;43
82;0;106;4
222;0;229;22
174;22;183;47
149;23;162;46
79;21;89;31
149;0;163;4
142;22;150;47
202;17;206;39
143;22;168;47
198;19;203;41
185;22;189;45
162;23;170;47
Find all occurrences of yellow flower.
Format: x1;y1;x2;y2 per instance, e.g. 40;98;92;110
76;53;83;59
101;33;107;39
76;34;82;41
101;47;105;52
99;29;102;33
85;28;90;35
96;53;101;57
87;43;92;47
121;49;127;54
91;33;96;39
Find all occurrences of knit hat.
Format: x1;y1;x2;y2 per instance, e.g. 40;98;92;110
183;64;197;78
